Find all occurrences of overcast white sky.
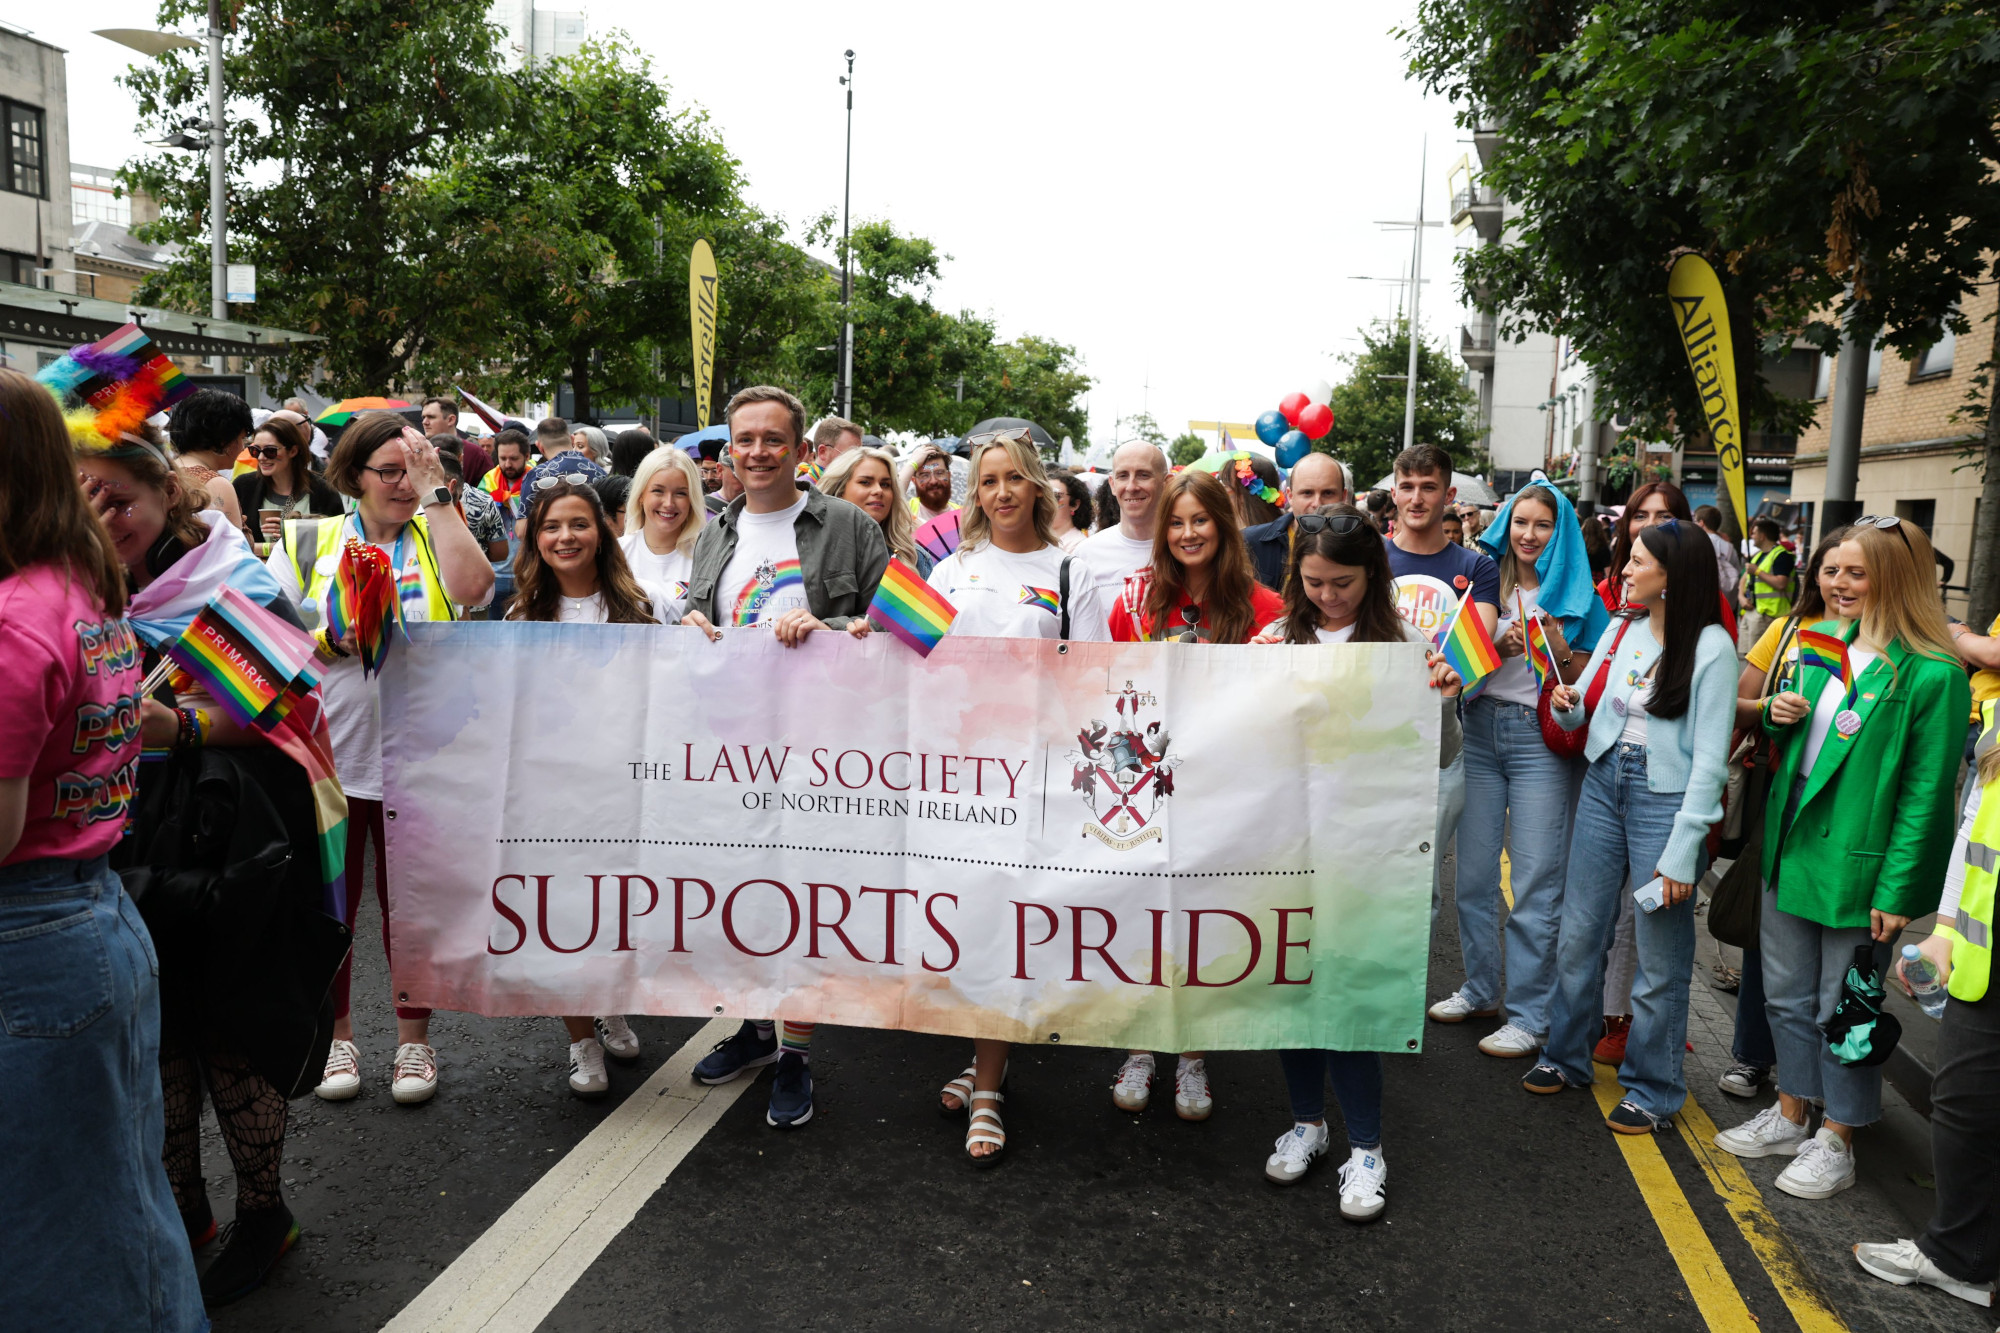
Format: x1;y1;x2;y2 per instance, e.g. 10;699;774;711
42;2;1473;445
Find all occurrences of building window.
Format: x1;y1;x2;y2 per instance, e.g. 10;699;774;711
1911;319;1957;381
1895;498;1937;539
1;250;41;286
4;101;47;198
1811;351;1831;399
1866;341;1883;391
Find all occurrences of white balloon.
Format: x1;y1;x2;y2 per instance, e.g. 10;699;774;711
1306;378;1333;407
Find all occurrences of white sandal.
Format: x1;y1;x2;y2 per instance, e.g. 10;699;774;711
966;1090;1007;1168
940;1058;1009;1117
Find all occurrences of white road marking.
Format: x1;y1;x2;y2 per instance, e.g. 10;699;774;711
382;1017;753;1332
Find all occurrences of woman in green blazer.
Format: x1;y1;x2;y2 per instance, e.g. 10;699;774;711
1712;518;1968;1202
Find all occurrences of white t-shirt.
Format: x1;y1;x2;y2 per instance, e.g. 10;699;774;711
618;531;693;616
1067;524;1154;642
1801;646;1880;774
927;541;1069;640
1263;617;1358;644
1485;583;1546;709
1619;677;1652;744
718;495;809;628
1055;526;1088;554
555;580;680;626
265;513;492;802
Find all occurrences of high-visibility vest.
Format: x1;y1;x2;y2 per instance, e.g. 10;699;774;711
1749;544;1792;617
280;513;457;628
1939;700;2000;1001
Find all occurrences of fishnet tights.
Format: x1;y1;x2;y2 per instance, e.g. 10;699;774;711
160;1031;289;1213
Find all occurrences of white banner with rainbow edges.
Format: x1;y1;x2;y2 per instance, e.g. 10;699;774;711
381;623;1440;1053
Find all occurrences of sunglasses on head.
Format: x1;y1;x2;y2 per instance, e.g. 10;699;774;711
964;427;1035;451
1294;512;1373;536
1854;514;1913;548
534;472;593;491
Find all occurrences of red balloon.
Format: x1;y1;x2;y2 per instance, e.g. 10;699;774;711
1299;402;1334;441
1279;392;1309;427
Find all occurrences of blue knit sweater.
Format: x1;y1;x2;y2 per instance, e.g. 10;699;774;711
1553;619;1737;883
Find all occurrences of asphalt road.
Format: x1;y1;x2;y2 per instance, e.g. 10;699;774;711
188;846;1985;1333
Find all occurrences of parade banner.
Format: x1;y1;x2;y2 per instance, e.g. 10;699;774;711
1668;254;1748;531
689;239;718;428
381;624;1441;1053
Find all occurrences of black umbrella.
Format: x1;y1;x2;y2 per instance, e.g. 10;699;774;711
960;417;1054;453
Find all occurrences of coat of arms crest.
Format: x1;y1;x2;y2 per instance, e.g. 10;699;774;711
1069;682;1174;850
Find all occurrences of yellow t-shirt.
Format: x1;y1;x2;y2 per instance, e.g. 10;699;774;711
1745;618;1793;675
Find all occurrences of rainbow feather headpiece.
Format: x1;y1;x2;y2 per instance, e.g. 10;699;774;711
35;322;196;456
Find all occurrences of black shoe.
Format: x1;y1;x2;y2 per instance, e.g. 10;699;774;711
1717;1061;1769;1098
1522;1063;1568;1095
200;1201;299;1308
180;1183;216;1250
692;1020;779;1085
1606;1099;1664;1135
766;1051;815;1129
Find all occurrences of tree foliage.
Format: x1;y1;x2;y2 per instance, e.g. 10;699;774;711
1325;321;1484;489
1403;0;2000;440
1168;432;1206;466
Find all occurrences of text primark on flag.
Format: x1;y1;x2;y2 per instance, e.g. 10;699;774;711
1435;596;1502;698
868;557;956;657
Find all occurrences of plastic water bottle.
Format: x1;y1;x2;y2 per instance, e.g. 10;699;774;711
1901;944;1947;1020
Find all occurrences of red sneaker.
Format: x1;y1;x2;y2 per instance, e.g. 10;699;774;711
1593;1014;1631;1066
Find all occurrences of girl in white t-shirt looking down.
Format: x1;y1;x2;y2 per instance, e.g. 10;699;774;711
507;481;669;1096
926;428;1067;1167
619;446;702;618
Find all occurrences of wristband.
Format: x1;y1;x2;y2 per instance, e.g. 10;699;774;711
174;707;207;751
316;627;351;659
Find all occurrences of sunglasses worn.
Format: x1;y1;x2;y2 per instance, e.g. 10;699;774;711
246;445;287;460
1294;512;1372;536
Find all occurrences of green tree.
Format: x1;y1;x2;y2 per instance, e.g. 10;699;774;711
1326;321;1483;490
1169;433;1206;467
121;0;518;394
962;335;1093;446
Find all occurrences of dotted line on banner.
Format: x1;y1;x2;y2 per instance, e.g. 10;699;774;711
492;837;1314;880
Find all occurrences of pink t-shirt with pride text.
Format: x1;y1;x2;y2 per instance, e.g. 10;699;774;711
0;564;144;865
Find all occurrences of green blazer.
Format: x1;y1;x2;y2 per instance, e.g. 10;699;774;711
1760;629;1969;928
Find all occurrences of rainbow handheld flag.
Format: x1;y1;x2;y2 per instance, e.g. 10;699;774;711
1019;586;1061;617
325;539;404;676
164;585;323;730
1793;627;1850;687
1522;606;1559;691
1435;596;1503;698
869;557;957;657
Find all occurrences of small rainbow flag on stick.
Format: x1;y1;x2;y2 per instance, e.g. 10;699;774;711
869;557;956;657
165;585;323;730
1522;606;1559;690
326;540;403;676
1793;627;1850;687
1435;596;1503;698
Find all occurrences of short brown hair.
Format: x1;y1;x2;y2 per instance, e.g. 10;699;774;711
326;411;412;497
812;416;861;450
1392;443;1453;482
724;386;806;446
534;417;572;452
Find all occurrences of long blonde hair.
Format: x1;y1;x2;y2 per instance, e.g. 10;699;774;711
1497;486;1561;604
1844;520;1956;668
819;445;914;563
960;434;1056;552
624;446;706;555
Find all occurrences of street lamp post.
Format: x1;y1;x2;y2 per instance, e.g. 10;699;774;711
838;49;855;421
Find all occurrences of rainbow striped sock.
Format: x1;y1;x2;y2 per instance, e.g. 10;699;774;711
780;1021;815;1057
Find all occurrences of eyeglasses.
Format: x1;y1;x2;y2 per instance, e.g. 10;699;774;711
1294;512;1372;536
1855;514;1913;549
916;460;952;478
361;464;409;486
246;445;287;461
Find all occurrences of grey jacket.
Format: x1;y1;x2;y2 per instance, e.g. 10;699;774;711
687;487;890;630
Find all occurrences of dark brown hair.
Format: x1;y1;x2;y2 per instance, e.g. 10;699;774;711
1393;443;1454;483
1;370;128;616
1280;503;1405;645
1143;470;1262;645
509;482;657;624
325;411;412;497
1608;480;1693;587
253;414;314;498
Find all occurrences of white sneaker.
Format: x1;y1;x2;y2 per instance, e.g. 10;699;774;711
1112;1053;1154;1112
1853;1238;1997;1307
595;1016;641;1063
390;1042;438;1105
315;1039;361;1101
568;1038;610;1098
1427;990;1498;1023
1174;1058;1213;1121
1776;1128;1856;1199
1477;1022;1541;1058
1337;1146;1389;1223
1713;1103;1810;1159
1265;1121;1330;1185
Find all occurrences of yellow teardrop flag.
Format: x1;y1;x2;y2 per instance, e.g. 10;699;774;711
1667;254;1746;533
689;239;718;429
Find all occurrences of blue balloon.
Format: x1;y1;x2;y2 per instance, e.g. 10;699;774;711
1275;430;1311;468
1254;410;1288;446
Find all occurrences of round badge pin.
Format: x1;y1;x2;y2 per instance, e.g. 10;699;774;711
1835;709;1862;737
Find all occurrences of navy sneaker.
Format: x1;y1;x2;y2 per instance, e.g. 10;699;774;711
766;1051;814;1129
692;1020;779;1085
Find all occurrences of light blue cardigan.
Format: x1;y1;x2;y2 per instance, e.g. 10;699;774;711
1553;619;1738;883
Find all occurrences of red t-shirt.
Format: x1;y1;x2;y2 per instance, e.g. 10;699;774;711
1108;576;1286;644
0;564;144;865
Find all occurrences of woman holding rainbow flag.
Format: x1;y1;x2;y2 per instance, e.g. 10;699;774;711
1522;519;1735;1134
1453;481;1608;1062
268;412;494;1109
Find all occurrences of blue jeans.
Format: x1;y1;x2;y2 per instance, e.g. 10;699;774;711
1759;888;1891;1127
0;856;206;1332
1542;744;1702;1118
1732;947;1776;1068
1458;697;1578;1032
1276;1049;1383;1149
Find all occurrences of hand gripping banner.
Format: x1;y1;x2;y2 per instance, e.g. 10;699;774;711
381;624;1442;1053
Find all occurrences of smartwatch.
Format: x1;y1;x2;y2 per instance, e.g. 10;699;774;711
423;485;452;508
